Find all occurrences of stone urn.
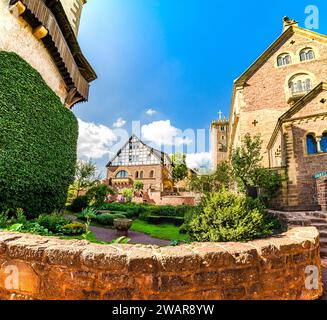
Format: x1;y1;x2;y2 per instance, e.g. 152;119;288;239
113;218;133;237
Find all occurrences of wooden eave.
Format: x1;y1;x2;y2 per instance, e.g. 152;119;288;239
9;0;96;105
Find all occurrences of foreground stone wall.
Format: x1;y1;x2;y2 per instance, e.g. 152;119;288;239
0;228;322;300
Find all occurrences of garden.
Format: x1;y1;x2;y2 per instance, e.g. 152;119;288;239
0;52;283;246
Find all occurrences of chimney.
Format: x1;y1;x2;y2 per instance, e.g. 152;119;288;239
282;16;298;32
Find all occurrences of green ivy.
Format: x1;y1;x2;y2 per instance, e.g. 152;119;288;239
0;52;78;215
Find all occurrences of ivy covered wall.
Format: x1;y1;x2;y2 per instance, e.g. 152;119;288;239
0;52;78;215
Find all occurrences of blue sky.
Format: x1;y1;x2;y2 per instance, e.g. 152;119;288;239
73;0;327;176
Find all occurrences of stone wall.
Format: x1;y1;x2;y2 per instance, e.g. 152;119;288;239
0;228;322;300
317;176;327;211
229;29;327;167
0;0;67;103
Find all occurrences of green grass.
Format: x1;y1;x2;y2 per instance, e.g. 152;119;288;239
131;219;189;242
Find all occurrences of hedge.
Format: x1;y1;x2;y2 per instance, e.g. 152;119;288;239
98;202;194;218
0;52;78;216
143;216;184;226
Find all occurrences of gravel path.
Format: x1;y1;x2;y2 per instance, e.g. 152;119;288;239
90;226;171;246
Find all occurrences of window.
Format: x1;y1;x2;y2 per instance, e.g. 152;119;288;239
300;48;315;62
306;134;318;155
116;170;129;178
135;171;139;178
221;126;225;131
149;170;155;178
289;74;312;95
140;171;144;179
321;133;327;153
277;53;292;66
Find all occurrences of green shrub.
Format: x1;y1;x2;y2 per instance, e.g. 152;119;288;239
144;216;184;226
36;213;71;234
77;208;98;221
121;188;134;202
0;52;78;216
62;222;86;236
187;190;279;242
96;213;126;226
0;213;9;229
68;196;89;213
86;184;115;207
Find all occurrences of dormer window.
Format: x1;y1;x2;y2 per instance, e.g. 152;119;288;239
277;53;292;66
300;48;315;62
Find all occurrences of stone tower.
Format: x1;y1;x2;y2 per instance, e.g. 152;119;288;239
210;112;229;170
60;0;86;35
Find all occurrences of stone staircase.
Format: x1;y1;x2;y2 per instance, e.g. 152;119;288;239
269;210;327;258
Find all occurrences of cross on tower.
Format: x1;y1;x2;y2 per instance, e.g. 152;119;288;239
218;110;223;120
252;120;259;126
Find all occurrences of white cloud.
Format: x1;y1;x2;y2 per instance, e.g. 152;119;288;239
77;118;117;159
113;117;126;128
141;120;193;146
145;108;157;116
186;152;212;170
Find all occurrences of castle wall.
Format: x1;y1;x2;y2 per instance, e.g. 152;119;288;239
0;228;321;300
231;32;327;167
0;0;68;103
60;0;85;35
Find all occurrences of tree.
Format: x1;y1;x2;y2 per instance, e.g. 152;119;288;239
189;162;232;193
133;180;144;192
172;153;189;188
231;134;263;193
121;188;133;203
74;160;99;196
231;134;282;198
86;184;115;207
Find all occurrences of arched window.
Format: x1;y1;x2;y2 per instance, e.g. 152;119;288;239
116;170;129;178
289;74;313;95
135;171;139;178
277;53;292;67
321;133;327;153
300;48;315;61
140;171;144;179
149;170;155;178
306;134;318;155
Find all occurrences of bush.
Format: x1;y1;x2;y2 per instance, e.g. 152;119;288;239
121;188;133;202
0;213;9;229
36;213;71;234
62;222;86;236
86;184;115;207
68;196;89;213
96;213;127;226
144;216;184;226
187;190;280;242
77;208;98;221
0;52;78;215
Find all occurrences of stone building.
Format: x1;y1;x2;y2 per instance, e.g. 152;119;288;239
210;112;229;169
223;17;327;211
106;135;174;193
0;0;96;107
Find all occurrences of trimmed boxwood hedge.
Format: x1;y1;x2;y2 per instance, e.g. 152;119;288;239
143;216;184;226
0;52;78;216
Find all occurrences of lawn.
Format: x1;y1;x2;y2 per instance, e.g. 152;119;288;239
130;219;189;242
